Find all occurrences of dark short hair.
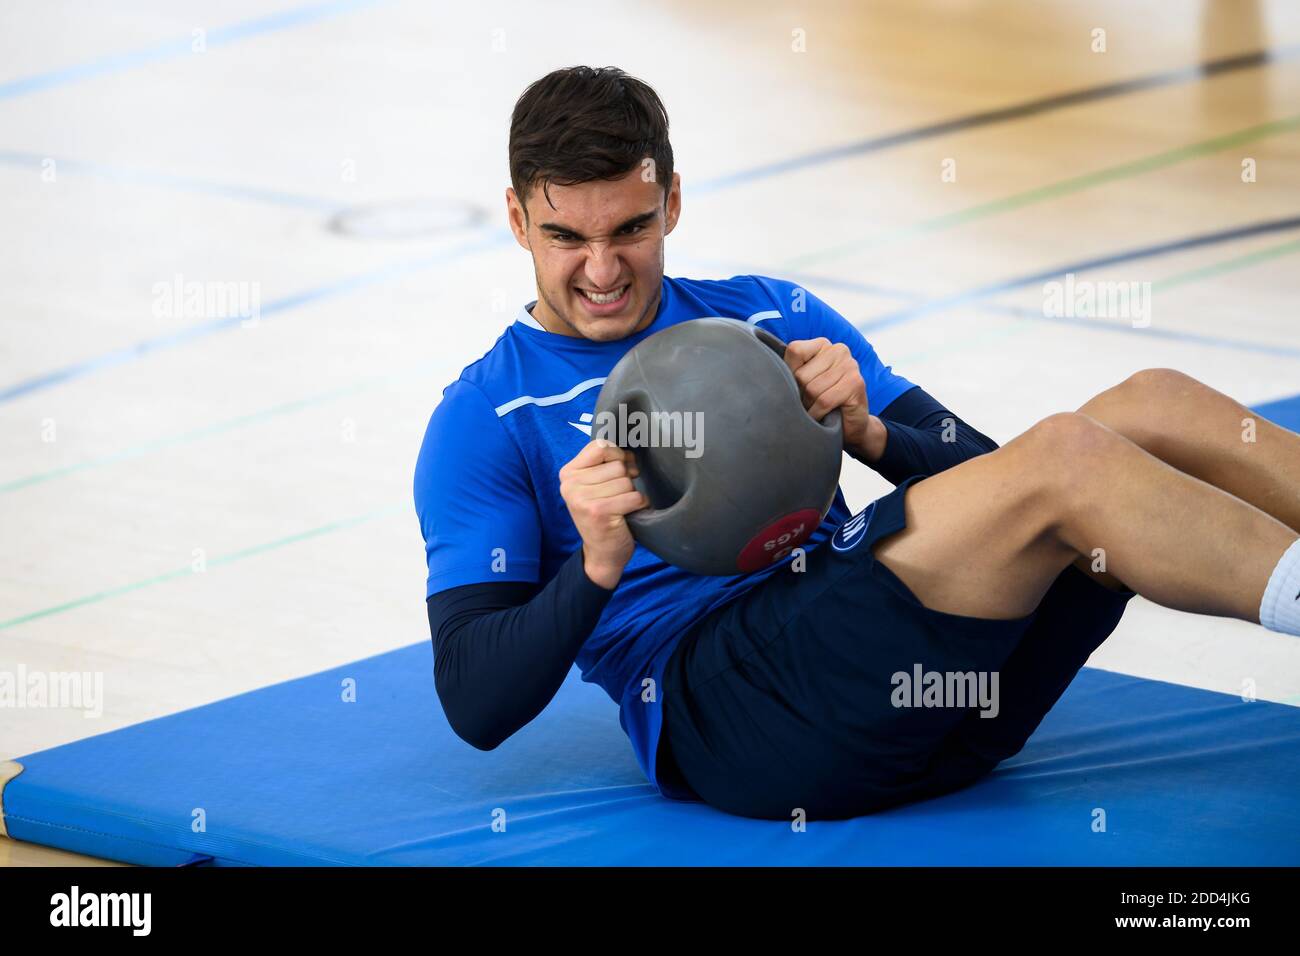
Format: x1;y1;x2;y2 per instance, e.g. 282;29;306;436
509;66;674;214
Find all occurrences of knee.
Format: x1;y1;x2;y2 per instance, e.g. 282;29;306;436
1021;412;1125;501
1116;367;1197;401
1026;411;1116;455
1077;367;1199;451
1086;367;1197;413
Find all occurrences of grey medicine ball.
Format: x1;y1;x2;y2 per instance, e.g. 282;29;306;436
593;317;843;575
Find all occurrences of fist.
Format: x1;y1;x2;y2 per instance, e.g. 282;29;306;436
783;337;872;453
558;439;648;589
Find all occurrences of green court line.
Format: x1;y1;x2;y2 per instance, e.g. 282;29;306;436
1152;234;1300;292
786;114;1300;269
0;502;406;631
0;360;440;495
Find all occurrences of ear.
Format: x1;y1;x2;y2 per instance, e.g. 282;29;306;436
505;187;531;250
663;173;682;236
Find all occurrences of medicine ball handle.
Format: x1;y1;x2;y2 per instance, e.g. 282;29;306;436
749;324;844;434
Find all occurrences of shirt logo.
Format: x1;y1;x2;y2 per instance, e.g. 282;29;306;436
831;502;876;553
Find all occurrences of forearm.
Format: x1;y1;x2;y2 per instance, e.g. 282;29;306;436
428;548;613;750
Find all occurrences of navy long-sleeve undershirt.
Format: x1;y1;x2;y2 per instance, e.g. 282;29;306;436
428;548;612;750
425;385;1000;750
870;385;1000;483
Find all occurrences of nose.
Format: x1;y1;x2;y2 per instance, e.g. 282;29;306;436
582;242;625;291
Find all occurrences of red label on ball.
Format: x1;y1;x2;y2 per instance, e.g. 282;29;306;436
735;509;822;572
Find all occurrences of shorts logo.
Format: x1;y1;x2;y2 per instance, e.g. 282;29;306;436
832;502;876;553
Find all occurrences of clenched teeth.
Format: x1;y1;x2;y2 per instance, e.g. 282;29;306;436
578;285;628;304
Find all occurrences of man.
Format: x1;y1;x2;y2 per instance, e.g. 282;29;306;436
414;65;1300;820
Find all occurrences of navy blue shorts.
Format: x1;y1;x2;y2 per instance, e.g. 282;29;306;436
658;474;1135;821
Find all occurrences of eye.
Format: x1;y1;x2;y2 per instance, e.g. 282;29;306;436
620;223;647;236
553;232;579;243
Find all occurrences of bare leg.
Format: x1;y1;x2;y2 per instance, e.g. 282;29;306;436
871;412;1297;623
1077;368;1300;532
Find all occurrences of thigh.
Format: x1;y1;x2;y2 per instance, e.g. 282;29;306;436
871;429;1077;620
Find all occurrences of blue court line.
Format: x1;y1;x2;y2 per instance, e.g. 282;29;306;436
800;272;1299;359
0;151;341;210
674;253;922;302
0;0;387;100
966;304;1300;359
692;46;1300;195
6;210;1292;407
677;254;1298;358
0;227;515;405
859;215;1300;336
779;270;1300;359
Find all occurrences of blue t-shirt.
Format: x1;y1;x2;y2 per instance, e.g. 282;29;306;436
413;274;914;797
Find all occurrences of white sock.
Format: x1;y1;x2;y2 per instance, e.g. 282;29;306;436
1259;537;1300;636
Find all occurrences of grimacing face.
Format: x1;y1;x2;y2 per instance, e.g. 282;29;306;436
506;167;681;342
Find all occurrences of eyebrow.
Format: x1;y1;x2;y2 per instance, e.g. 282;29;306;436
537;210;658;239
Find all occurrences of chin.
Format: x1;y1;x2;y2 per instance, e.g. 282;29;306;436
578;317;639;342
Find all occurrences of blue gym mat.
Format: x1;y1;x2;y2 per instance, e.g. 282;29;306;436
5;392;1299;866
4;640;1299;866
